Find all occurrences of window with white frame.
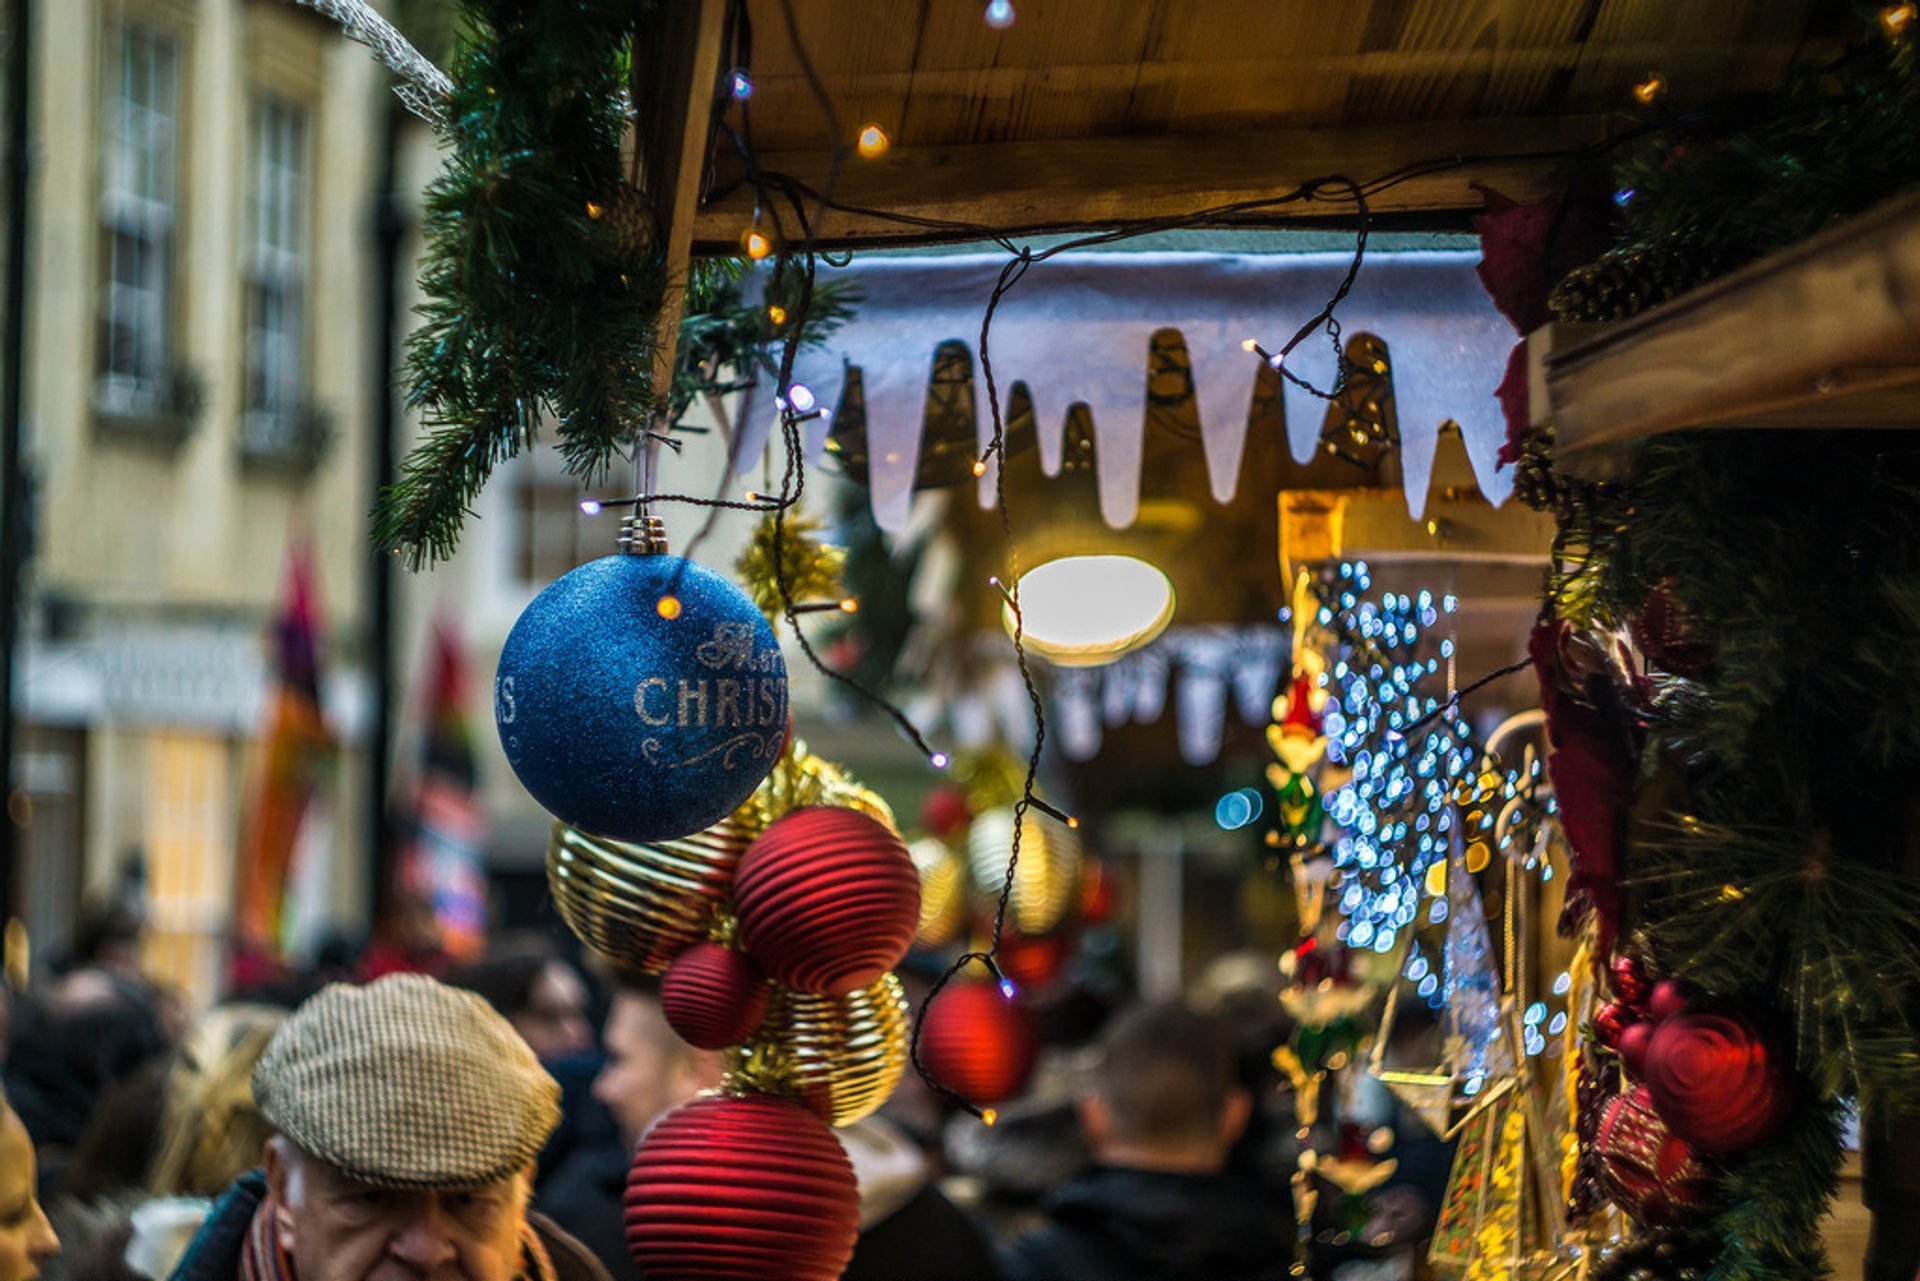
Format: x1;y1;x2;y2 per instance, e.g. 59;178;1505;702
97;21;180;418
243;94;311;455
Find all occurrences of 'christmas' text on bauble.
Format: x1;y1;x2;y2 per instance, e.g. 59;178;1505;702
1595;1086;1712;1226
916;978;1036;1105
624;1092;858;1281
1644;1011;1791;1153
732;807;920;995
497;555;787;843
661;941;770;1050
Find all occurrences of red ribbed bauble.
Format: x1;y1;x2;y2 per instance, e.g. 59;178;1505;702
916;979;1036;1104
624;1092;859;1281
661;941;770;1050
1595;1086;1712;1226
1644;1011;1790;1153
733;807;921;995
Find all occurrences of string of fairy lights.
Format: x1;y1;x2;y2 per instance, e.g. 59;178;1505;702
295;0;1778;1120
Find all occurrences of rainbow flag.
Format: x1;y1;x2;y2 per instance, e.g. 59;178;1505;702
233;546;335;982
391;620;489;963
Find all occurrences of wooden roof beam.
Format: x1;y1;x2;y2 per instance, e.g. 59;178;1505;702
693;114;1622;253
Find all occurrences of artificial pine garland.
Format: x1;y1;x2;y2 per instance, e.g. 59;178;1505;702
371;3;857;570
377;0;659;569
1551;15;1918;327
1549;432;1920;1281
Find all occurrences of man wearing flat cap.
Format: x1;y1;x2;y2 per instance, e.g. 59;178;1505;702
172;975;611;1281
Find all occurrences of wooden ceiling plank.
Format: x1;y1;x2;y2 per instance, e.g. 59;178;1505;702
634;0;728;391
694;113;1620;251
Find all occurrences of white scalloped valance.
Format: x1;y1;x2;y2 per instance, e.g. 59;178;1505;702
737;250;1515;531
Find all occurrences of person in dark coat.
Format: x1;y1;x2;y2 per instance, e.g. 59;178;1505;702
168;975;609;1281
1002;1002;1295;1281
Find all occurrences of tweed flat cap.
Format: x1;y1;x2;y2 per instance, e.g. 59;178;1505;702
253;973;561;1189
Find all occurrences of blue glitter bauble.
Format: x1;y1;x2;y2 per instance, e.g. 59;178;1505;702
495;555;788;843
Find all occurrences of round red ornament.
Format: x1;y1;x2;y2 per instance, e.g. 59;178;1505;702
920;785;972;840
1643;1011;1790;1153
916;978;1036;1105
624;1092;859;1281
732;807;921;995
1618;1020;1655;1078
661;941;771;1050
1078;859;1116;926
996;927;1070;991
1595;1086;1712;1225
1610;955;1650;1006
1593;1002;1632;1048
1647;979;1690;1023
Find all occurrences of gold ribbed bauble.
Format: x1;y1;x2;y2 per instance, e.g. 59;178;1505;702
910;838;968;947
724;974;911;1127
546;819;748;977
733;741;896;837
967;806;1083;936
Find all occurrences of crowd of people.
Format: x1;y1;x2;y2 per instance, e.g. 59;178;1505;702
0;905;1456;1281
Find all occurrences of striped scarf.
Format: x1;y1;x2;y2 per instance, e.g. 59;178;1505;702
239;1193;557;1281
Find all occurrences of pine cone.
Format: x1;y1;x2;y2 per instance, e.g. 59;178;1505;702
591;184;656;262
1550;238;1729;324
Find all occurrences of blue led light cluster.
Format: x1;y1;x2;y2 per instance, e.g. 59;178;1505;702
1316;562;1464;969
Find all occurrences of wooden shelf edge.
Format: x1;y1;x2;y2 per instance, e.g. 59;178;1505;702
1535;189;1920;467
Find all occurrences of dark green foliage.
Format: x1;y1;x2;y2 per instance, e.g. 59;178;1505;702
1591;26;1918;322
672;261;858;426
1554;432;1920;1268
377;0;659;569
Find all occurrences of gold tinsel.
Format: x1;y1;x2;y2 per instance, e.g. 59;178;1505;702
546;819;750;978
732;739;896;837
909;837;968;947
734;512;846;625
722;974;911;1127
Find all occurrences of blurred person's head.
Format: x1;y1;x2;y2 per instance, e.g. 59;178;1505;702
253;975;560;1281
3;980;168;1153
592;983;722;1147
60;1056;169;1202
0;1097;59;1281
69;900;145;980
446;941;592;1063
148;1003;286;1197
1077;1002;1250;1175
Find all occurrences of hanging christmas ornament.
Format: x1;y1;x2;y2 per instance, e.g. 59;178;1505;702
660;940;771;1050
1643;1011;1791;1153
1647;978;1690;1023
1610;955;1651;1007
733;807;920;994
1594;1002;1633;1048
1618;1020;1655;1078
967;806;1083;936
1630;584;1717;675
497;550;787;843
916;978;1036;1105
920;785;973;840
1594;1086;1712;1225
624;1092;859;1281
546;819;749;977
725;974;911;1127
909;838;968;948
995;926;1071;991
